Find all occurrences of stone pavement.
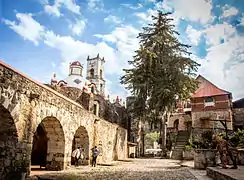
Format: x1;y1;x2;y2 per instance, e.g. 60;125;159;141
30;158;213;180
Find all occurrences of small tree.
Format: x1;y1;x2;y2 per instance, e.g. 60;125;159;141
145;132;160;148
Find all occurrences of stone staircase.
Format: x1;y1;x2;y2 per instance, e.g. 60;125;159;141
170;131;189;160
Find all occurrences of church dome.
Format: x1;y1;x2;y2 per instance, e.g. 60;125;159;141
70;61;82;67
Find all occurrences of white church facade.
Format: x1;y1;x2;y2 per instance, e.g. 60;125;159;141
51;54;106;97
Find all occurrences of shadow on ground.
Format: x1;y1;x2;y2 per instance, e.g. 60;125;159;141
34;167;196;180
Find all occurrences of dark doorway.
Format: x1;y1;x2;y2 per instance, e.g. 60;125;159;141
31;124;47;168
71;126;89;165
174;119;179;131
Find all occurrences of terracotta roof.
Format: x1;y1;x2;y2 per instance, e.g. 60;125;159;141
70;61;82;67
191;75;231;98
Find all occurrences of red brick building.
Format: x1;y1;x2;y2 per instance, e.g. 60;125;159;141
191;75;233;137
168;75;233;136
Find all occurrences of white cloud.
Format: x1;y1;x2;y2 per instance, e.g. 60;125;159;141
51;62;56;68
203;22;235;46
3;13;45;46
163;0;213;24
44;0;80;17
64;0;80;14
104;15;121;24
199;27;244;100
241;14;244;25
186;25;203;45
121;3;143;10
44;1;62;17
155;1;172;12
221;4;238;18
94;25;140;74
134;9;158;25
88;0;104;12
69;18;86;36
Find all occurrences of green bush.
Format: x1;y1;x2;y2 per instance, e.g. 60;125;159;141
185;131;214;149
229;129;244;148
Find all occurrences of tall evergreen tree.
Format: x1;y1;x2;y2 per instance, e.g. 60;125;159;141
121;11;200;154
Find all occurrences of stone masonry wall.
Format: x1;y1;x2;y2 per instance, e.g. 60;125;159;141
168;113;191;131
233;108;244;130
0;61;127;179
192;110;232;130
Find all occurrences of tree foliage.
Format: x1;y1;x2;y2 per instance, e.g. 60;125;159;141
121;11;200;119
145;132;160;147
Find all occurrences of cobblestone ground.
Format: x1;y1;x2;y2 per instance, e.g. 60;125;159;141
31;159;197;180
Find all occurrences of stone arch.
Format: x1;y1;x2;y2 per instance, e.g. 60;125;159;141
0;105;21;179
71;126;89;165
31;116;65;171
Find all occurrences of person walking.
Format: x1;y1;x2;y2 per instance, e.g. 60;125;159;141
91;146;100;167
72;147;81;167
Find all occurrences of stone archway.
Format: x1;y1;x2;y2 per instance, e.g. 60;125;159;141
31;116;65;171
71;126;89;165
31;123;47;168
0;105;19;179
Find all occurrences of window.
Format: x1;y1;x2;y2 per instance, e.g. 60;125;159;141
90;68;94;79
100;69;103;79
91;86;94;93
205;97;214;102
100;84;103;91
173;119;179;130
204;96;215;107
93;104;97;115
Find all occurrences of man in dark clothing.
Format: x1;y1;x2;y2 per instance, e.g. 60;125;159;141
91;146;100;167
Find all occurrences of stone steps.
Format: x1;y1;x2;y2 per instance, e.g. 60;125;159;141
170;131;189;160
206;166;244;180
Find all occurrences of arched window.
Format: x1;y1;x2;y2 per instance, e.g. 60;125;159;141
204;96;215;107
90;68;94;79
174;119;179;130
100;69;103;79
91;86;94;93
205;97;214;102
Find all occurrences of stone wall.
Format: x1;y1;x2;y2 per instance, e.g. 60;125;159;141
192;110;232;132
183;149;194;160
194;149;217;169
233;108;244;130
238;149;244;165
0;61;128;179
168;113;191;131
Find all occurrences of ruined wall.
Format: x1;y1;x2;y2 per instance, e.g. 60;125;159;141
0;61;127;179
233;108;244;130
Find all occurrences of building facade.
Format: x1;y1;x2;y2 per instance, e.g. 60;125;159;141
167;75;233;138
233;98;244;131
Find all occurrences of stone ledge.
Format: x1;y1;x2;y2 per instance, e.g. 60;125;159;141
206;166;244;180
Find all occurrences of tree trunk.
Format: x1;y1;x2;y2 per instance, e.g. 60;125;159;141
161;111;167;157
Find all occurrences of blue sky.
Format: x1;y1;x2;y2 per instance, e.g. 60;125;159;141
0;0;244;101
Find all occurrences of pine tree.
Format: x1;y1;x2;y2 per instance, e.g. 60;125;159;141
121;11;200;155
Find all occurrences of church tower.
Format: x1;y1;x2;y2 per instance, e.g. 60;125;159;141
64;61;84;89
86;54;106;96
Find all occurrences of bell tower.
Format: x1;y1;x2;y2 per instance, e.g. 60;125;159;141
86;53;106;96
